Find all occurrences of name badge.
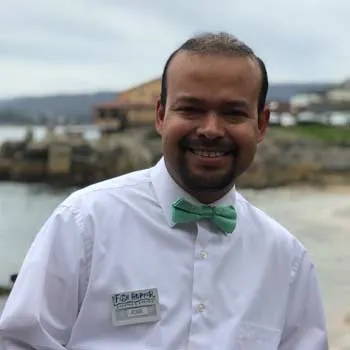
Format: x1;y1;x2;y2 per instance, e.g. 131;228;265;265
112;288;160;326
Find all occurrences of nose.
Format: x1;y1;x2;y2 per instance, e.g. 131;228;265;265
197;113;225;140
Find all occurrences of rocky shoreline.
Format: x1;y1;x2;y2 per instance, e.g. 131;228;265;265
0;126;349;189
238;128;350;188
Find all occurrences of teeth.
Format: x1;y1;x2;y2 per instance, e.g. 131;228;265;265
192;149;225;158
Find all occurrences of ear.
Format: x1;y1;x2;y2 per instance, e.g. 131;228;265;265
155;99;166;136
257;105;270;143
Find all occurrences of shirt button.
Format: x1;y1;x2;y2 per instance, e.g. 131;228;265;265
197;303;206;312
199;250;208;259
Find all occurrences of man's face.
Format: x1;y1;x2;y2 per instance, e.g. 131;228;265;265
156;51;269;203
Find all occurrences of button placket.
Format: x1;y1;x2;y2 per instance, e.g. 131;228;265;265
196;303;206;313
199;250;208;259
192;224;212;304
188;222;212;349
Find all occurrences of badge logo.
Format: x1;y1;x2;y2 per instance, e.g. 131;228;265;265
112;288;160;326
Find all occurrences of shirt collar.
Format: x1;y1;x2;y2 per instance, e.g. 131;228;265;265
150;157;236;227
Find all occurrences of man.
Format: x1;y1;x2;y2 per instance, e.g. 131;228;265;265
0;32;327;349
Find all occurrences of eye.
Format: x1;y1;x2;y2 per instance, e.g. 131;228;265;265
176;106;203;114
222;109;248;119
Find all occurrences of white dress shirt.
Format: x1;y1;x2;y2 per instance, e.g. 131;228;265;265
0;158;328;349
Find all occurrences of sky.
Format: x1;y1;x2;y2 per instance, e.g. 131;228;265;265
1;0;349;99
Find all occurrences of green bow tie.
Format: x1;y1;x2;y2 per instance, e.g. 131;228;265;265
172;198;237;235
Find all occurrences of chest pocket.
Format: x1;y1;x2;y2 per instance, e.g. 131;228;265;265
234;322;281;350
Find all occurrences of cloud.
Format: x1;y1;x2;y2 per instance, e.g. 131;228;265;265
0;0;349;97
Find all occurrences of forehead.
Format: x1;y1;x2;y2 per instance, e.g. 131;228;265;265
166;51;261;103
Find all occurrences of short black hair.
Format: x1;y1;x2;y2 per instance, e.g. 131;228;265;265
160;32;268;113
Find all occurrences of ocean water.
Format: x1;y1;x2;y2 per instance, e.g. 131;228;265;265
0;181;349;345
0;125;48;143
0;182;74;286
0;125;99;144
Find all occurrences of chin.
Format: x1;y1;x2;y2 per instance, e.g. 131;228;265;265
181;171;235;193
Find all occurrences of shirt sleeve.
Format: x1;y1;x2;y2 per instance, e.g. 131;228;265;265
0;204;90;349
279;250;328;350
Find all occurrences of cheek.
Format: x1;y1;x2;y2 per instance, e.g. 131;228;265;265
161;129;185;156
163;120;194;144
229;124;259;147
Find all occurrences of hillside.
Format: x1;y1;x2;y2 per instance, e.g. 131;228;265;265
267;82;334;102
0;92;118;124
0;82;335;124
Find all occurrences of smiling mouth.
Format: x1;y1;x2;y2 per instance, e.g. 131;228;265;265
189;148;231;158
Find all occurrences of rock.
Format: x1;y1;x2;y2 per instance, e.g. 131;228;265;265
344;312;350;325
1;125;350;188
237;131;350;188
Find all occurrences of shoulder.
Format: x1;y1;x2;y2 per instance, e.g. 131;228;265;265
60;167;153;211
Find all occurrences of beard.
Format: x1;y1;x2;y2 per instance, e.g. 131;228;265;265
178;159;236;192
177;136;237;192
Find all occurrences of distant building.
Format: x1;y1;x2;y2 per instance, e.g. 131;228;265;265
94;78;161;130
289;79;350;126
325;79;350;103
290;94;322;109
269;101;296;126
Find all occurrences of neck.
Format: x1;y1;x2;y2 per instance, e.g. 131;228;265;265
162;159;234;204
186;187;233;204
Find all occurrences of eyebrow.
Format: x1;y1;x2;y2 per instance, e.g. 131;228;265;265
173;96;249;109
172;96;204;105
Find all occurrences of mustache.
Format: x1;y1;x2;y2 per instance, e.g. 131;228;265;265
179;137;234;152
